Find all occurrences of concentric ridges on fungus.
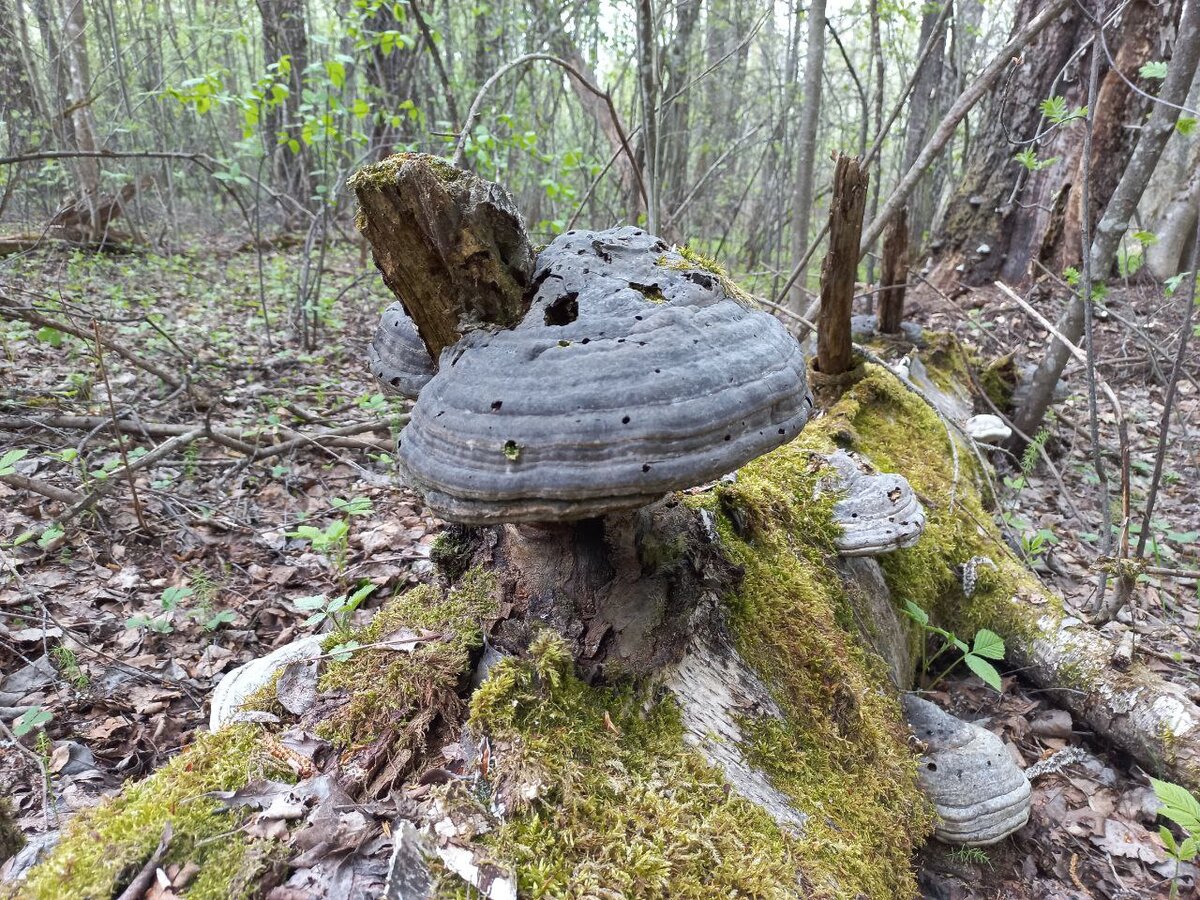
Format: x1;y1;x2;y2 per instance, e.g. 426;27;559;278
367;302;436;399
396;226;814;523
817;449;926;556
902;694;1031;846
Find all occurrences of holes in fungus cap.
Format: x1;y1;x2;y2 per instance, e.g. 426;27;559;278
544;291;579;326
621;415;630;425
491;400;503;411
642;463;651;473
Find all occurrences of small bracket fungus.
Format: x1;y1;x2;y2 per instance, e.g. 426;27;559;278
964;414;1012;445
817;450;925;556
395;226;814;524
368;302;436;400
903;694;1031;846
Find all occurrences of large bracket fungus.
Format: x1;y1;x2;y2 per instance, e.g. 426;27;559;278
903;694;1032;846
367;302;436;400
396;227;814;524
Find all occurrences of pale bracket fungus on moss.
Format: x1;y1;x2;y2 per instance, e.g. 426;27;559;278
395;226;814;524
817;449;926;556
367;302;436;400
903;694;1031;846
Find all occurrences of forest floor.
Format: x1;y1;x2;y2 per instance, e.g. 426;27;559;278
0;239;1197;898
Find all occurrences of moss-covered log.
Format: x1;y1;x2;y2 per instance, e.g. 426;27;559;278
12;344;1200;899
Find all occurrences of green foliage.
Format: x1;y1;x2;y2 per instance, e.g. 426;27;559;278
1140;61;1170;80
1152;778;1200;898
1013;148;1059;172
294;582;376;636
1039;95;1087;125
902;600;1006;692
126;585;195;634
0;448;28;476
12;705;53;738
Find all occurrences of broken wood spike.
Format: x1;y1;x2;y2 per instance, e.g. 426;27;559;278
817;153;869;377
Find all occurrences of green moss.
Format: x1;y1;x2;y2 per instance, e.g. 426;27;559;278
316;569;497;748
347;152;462;194
18;726;292;900
814;361;1060;647
464;634;808;898
657;246;755;307
980;354;1017;412
698;438;935;898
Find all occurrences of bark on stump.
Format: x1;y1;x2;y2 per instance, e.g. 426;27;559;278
349;153;535;361
878;206;909;334
817;154;869;376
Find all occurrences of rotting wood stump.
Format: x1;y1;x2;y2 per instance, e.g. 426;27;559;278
817;153;869;377
17;155;1200;900
878;205;909;334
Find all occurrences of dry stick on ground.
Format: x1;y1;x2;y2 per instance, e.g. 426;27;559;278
0;295;196;400
0;473;83;505
0;715;53;828
92;321;148;531
0;415;396;453
817;155;869;377
62;428;204;522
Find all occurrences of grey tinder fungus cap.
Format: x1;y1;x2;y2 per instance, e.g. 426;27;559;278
368;302;436;400
396;226;814;524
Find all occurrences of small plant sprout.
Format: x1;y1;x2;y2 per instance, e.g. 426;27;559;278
0;448;28;476
12;706;52;738
294;582;377;637
126;585;195;634
903;600;1007;692
1151;778;1200;898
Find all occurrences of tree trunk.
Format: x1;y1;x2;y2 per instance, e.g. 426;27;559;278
878;206;909;334
787;0;826;311
817;154;868;376
901;3;947;249
59;0;102;241
930;0;1175;287
1013;0;1200;443
255;0;311;211
635;0;660;233
350;154;535;360
1147;167;1200;279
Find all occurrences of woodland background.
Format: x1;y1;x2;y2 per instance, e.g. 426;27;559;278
1;0;1200;897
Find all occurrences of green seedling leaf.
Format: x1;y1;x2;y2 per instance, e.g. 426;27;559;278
344;583;377;614
1177;117;1197;136
329;640;361;662
13;706;52;737
293;594;327;611
1152;778;1200;832
0;448;29;476
971;629;1006;660
903;600;929;626
37;524;65;549
160;586;194;609
964;654;1003;692
952;636;970;653
1161;825;1179;856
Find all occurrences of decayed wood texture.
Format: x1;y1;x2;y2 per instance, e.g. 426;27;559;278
817;154;868;375
350;154;535;360
878;206;908;334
